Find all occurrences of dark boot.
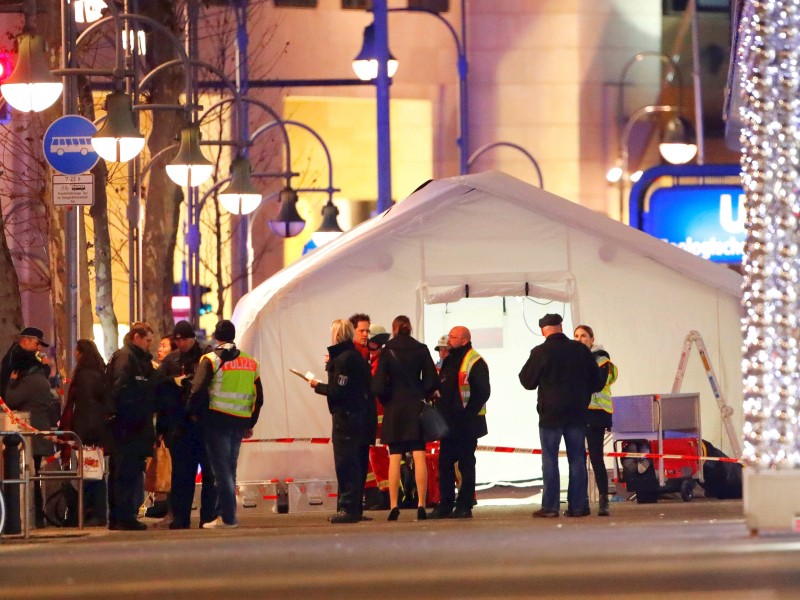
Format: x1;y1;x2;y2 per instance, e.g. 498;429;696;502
598;494;610;517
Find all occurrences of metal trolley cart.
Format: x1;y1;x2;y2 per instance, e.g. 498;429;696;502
611;393;703;504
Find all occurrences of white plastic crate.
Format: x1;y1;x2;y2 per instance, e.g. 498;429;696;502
287;479;337;513
236;480;286;514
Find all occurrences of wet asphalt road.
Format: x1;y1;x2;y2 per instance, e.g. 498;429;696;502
2;498;799;599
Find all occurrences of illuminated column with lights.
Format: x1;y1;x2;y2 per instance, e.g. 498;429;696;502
738;0;800;534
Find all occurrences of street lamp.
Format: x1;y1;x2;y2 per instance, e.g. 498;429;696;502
0;31;63;112
218;156;263;215
659;115;698;165
311;200;343;247
166;124;214;188
617;104;696;222
354;2;470;176
609;51;697;181
264;118;341;243
268;187;306;238
91;89;145;163
352;23;398;81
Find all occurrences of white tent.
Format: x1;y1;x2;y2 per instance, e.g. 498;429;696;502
233;171;743;484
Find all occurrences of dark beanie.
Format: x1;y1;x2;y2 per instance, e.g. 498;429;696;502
213;320;236;342
538;313;563;328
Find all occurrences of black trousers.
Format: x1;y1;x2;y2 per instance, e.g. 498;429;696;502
332;435;369;516
169;421;217;527
585;425;608;495
108;446;145;524
438;437;477;510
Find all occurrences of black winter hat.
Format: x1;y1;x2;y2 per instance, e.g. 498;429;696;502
213;320;236;342
538;313;563;328
172;320;196;340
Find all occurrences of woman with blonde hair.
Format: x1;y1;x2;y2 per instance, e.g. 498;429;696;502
574;324;618;516
310;319;375;523
371;315;438;521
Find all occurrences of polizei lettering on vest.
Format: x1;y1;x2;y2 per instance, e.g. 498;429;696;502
221;357;258;371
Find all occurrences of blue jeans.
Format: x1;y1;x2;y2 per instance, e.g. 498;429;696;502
203;426;245;525
539;425;588;513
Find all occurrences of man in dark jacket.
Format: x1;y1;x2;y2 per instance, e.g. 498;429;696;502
519;313;603;519
106;321;155;531
156;320;217;529
311;318;374;523
4;327;54;528
430;326;490;520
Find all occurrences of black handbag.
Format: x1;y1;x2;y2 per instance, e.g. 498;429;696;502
420;400;449;442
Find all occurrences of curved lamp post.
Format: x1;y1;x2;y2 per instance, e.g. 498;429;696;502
617;104;697;222
467;142;544;189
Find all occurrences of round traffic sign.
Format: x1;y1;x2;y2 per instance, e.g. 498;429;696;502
43;115;100;175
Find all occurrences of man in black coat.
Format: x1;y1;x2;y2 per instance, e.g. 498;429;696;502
106;322;155;531
430;326;490;520
519;313;603;519
156;320;217;529
311;319;373;523
3;327;54;529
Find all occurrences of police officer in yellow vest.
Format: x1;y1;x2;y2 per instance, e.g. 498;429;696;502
574;324;618;516
189;320;263;529
428;326;490;519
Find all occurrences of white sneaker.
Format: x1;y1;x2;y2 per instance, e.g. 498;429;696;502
202;517;238;530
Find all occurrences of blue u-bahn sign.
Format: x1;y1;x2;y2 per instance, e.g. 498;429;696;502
630;164;744;264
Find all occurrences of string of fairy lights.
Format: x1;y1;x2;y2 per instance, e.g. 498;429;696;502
737;0;800;468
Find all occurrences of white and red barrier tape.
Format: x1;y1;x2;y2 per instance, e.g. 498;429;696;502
0;396;79;464
242;437;743;465
3;398;742;466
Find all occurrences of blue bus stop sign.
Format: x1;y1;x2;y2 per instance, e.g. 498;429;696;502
43;115;100;175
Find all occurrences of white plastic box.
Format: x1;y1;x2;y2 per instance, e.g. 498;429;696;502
236;480;287;515
287;479;337;513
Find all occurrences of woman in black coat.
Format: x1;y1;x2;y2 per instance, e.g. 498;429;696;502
61;339;111;525
371;315;438;521
310;319;374;524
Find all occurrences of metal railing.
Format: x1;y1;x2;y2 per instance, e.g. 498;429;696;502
1;430;86;539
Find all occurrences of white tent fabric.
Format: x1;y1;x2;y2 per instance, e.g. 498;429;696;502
233;171;743;483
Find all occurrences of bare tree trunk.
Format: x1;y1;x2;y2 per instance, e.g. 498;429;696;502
79;77;118;355
140;1;185;337
0;209;23;353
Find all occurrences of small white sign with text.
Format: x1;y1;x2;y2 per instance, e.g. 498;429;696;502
53;174;94;206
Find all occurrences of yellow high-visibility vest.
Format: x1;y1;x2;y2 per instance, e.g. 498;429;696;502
458;348;486;416
589;355;617;414
203;350;259;418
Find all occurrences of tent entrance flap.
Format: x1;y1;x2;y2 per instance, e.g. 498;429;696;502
419;273;576;305
422;293;577;486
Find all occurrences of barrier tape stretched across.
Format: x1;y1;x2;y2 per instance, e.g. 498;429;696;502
243;437;743;464
0;396;74;463
3;398;743;467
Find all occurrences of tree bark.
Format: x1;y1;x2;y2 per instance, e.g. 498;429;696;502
140;1;185;337
0;208;23;354
79;77;118;356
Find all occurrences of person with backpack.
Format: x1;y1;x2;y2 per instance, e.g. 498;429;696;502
189;320;263;530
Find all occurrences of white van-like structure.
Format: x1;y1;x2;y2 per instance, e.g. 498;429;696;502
232;171;743;484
